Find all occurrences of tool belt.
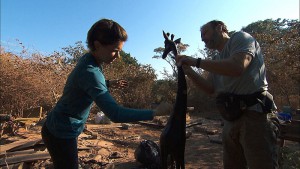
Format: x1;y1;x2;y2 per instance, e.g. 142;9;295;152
216;91;274;121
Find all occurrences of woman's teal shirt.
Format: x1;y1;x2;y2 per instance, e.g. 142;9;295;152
45;53;154;138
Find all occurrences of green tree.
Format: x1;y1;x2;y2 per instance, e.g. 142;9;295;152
120;51;139;66
61;41;88;64
151;79;177;103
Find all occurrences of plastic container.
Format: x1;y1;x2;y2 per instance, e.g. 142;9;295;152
94;112;111;124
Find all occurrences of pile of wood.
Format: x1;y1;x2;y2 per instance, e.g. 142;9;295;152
0;114;51;169
0;137;50;168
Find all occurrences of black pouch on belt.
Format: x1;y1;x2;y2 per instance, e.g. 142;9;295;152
216;93;247;121
216;91;275;121
256;91;274;113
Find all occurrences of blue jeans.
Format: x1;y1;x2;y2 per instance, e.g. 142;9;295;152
41;124;79;169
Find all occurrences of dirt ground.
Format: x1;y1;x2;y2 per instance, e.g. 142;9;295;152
78;111;225;169
1;111;299;169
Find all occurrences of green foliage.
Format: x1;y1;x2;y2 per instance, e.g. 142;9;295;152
120;51;139;66
151;79;177;103
61;41;88;64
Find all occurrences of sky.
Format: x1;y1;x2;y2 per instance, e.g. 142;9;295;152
1;0;299;79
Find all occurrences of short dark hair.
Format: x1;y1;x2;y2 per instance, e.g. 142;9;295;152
201;20;229;34
87;19;128;51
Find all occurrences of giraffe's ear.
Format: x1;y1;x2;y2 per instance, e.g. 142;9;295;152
174;38;181;44
163;31;169;40
171;34;174;41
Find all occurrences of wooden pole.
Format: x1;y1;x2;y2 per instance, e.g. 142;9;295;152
39;107;43;119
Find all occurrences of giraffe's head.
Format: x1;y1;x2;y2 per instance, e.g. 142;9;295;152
162;31;181;59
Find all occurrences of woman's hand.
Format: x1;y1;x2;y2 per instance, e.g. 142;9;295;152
109;79;128;89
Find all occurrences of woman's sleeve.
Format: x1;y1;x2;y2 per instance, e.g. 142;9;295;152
79;67;154;123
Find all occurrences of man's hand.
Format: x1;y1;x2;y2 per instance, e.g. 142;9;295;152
109;79;128;89
176;55;197;67
154;102;173;116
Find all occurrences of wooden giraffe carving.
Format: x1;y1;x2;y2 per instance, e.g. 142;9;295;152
160;31;187;169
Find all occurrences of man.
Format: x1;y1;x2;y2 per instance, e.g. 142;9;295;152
176;20;278;169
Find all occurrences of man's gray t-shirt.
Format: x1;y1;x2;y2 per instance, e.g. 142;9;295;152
211;31;268;95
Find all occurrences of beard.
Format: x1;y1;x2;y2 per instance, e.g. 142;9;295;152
205;31;219;50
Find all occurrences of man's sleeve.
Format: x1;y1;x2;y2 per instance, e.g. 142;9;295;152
230;32;256;58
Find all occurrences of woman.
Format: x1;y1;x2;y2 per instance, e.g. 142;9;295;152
41;18;172;169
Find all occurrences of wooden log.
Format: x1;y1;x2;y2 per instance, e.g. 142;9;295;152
135;121;164;129
208;135;222;144
7;138;42;152
39;106;43;119
186;121;203;128
279;120;300;146
0;149;35;158
0;137;42;153
1;162;30;169
0;152;50;167
194;126;218;135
